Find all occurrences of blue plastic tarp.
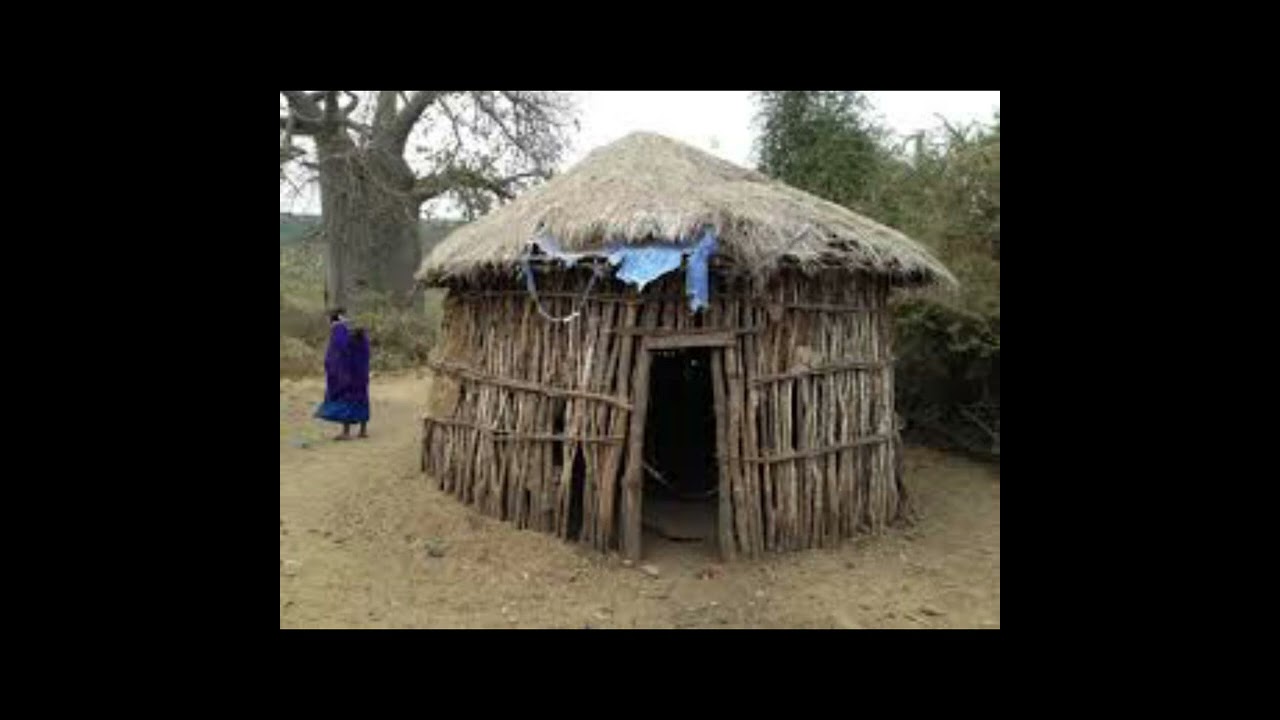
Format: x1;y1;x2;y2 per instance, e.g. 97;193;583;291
607;245;685;290
683;230;717;312
528;228;718;312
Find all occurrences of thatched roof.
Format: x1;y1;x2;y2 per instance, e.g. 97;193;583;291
417;132;954;287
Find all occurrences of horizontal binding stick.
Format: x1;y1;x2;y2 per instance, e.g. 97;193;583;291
427;359;633;410
493;433;625;444
608;326;762;337
644;331;736;350
423;415;622;444
422;415;484;429
750;359;895;386
777;301;876;313
457;290;762;304
732;433;893;464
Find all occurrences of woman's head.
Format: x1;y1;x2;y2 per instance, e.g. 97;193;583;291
329;307;347;325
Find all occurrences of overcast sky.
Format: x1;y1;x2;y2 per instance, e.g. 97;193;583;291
563;91;999;169
281;91;999;218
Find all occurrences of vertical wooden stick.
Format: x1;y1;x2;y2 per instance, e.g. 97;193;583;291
711;349;735;561
620;340;652;562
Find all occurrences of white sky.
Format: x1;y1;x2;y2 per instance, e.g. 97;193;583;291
281;91;999;218
563;90;999;170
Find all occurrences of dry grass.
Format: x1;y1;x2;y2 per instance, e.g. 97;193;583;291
280;239;445;376
418;132;954;287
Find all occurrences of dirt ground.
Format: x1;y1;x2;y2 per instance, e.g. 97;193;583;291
280;372;1000;629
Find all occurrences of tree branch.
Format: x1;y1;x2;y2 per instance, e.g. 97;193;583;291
473;91;535;158
282;91;323;121
374;91;399;132
958;405;998;442
473;91;570;171
323;91;340;123
280;114;324;135
280;142;306;164
432;96;468;166
345;119;374;140
281;91;332;136
340;91;360;117
390;91;447;145
412;167;545;203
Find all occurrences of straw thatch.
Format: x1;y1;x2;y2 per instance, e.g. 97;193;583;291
416;131;954;287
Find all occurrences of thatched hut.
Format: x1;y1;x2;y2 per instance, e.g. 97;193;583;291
416;131;953;561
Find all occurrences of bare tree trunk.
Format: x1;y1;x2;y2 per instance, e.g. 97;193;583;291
316;136;422;312
283;89;571;314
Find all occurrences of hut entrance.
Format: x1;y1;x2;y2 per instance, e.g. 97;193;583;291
641;347;719;552
622;331;735;562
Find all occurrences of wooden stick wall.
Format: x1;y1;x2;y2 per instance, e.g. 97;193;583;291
422;267;910;558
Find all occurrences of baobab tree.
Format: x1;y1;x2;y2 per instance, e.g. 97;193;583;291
280;91;576;311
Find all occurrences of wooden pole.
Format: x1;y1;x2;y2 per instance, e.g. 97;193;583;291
620;340;652;562
711;349;735;561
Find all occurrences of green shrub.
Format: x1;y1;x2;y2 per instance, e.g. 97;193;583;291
281;224;449;377
752;93;999;459
280;336;323;378
280;294;329;346
894;299;999;457
350;290;443;372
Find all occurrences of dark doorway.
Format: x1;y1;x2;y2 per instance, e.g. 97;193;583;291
641;347;719;552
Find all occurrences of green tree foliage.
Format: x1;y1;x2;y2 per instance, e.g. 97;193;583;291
755;91;892;215
753;94;1000;457
879;114;1000;316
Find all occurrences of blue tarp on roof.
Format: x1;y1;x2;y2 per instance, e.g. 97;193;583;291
528;228;718;312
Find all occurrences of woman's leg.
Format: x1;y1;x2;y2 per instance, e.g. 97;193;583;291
334;422;351;440
358;422;368;438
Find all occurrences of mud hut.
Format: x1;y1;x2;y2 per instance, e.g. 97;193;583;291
415;132;953;561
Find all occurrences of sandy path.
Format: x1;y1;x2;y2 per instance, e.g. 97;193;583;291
280;373;999;629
